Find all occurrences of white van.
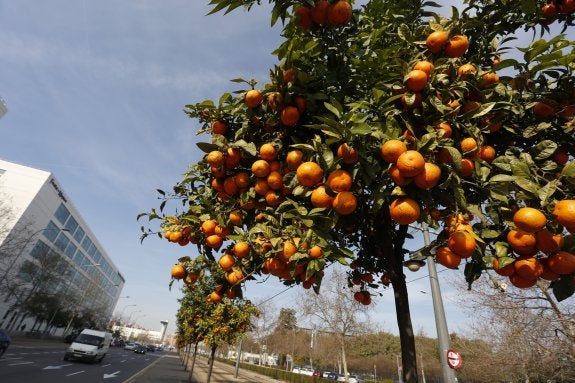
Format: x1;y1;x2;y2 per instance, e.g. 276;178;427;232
64;329;112;363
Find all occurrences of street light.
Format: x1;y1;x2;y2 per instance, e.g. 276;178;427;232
63;262;101;334
406;222;457;383
126;309;141;325
118;304;137;322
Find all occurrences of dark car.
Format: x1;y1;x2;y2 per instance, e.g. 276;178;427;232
146;344;156;352
133;344;147;354
0;329;11;357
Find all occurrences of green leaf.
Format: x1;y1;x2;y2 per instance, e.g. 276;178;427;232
323;102;342;119
196;142;221;153
515;177;542;194
532;140;557;161
551;277;575;302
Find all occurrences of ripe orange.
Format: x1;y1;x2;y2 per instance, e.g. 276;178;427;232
396;150;426;177
171;264;187;280
294;6;312;30
229;211;243;226
223;177;239;196
507;229;537;255
206;150;225;168
310;0;330;25
539;257;560;281
260;143;278;161
535;229;564;255
267;170;284;190
205;234;224;249
211;177;224;192
332;191;357;215
267;92;283;112
460;137;478;154
327;169;353;192
337;143;359;164
251;159;271;178
281;105;300;127
309;245;323;259
218;252;236;271
233;241;250;258
492;257;515;277
435;246;462;269
553;149;569;165
480;72;500;86
552;200;575;227
212;120;227;135
389;197;421;225
245;89;263;108
254;178;270;195
405;69;428;92
265;190;282;206
457;63;477;77
413;162;442;189
445;35;469;57
447;230;476;258
426;30;448;53
380;139;407;163
514;256;544;280
233;171;251;189
201;220;218;236
183;272;198;285
209;291;223;303
478;146;496;163
280;240;298;261
327;0;352;27
533;101;556;117
547;251;575;275
311;185;334;208
513;207;547;233
509;273;537;289
226;269;245;285
225;147;242;168
286;149;304;170
388;164;410;185
296;161;324;187
294;95;307;113
413;60;434;76
460;158;475;177
435;122;452;138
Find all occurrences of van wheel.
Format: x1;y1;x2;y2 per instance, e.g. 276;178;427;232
63;354;69;361
97;354;106;363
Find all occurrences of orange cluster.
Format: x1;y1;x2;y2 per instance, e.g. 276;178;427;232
541;0;575;24
435;214;477;269
493;204;575;288
307;166;358;215
294;0;353;30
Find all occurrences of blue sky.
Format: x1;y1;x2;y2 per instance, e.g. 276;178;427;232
1;0;559;340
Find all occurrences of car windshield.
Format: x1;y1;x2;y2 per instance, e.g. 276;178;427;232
74;334;103;346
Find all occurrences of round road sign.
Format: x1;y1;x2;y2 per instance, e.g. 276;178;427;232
447;349;462;369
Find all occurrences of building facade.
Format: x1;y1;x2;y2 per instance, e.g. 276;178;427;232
0;159;125;334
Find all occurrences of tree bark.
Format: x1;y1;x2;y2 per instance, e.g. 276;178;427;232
187;342;198;383
206;346;216;383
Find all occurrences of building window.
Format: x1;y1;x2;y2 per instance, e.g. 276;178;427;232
65;242;77;259
73;250;86;267
30;240;50;260
54;232;70;252
44;221;60;242
88;243;97;257
0;169;5;177
81;236;92;252
54;204;70;225
64;216;78;234
73;226;85;244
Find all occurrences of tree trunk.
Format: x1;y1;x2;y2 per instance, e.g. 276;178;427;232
206;345;216;383
188;342;199;383
340;334;348;382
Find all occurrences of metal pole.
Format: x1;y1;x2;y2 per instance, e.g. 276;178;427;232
234;338;243;378
422;222;456;383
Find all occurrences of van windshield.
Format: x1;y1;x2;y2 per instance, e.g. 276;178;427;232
74;334;103;346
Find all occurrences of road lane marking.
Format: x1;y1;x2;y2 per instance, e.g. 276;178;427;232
66;371;85;376
103;371;120;379
0;357;23;361
43;364;73;370
8;362;34;366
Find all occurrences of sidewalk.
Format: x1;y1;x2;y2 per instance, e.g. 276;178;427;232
124;351;281;383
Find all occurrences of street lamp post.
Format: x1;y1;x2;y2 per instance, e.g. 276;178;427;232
118;304;137;323
126;310;141;326
62;262;101;334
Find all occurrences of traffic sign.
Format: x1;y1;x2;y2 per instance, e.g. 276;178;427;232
446;349;462;369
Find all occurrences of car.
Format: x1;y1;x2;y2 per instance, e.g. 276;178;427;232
327;372;341;381
312;370;322;377
0;329;11;358
337;374;364;383
146;344;156;352
133;344;147;354
123;342;137;351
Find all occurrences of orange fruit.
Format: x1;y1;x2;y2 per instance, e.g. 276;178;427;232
413;60;434;76
435;246;462;269
533;101;556;117
260;143;278;161
183;272;198;285
332;191;357;215
388;164;410;185
218;252;236;271
389;197;421;225
251;159;271;178
226;269;245;285
457;63;477;77
413;162;442;189
514;256;544;280
286;149;304;170
233;171;251;189
434;122;452;138
493;257;515;277
426;30;448;53
507;229;537;255
280;240;298;262
171;264;187;280
478;146;496;163
553;149;569;165
254;178;270;195
405;69;428;92
294;6;313;30
310;0;330;25
245;89;263;108
311;185;334;208
460;158;475;177
396;150;426;177
547;251;575;275
281;105;300;127
460;137;478;154
447;231;476;258
380;139;408;163
552;200;575;227
539;257;560;281
445;35;469;57
509;274;537;289
337;143;359;164
206;150;225;168
267;92;283;111
327;169;353;192
212;120;227;135
201;220;218;236
308;245;323;259
233;241;250;258
327;0;352;27
265;190;282;206
208;291;223;303
205;234;224;249
225;147;242;168
296;161;324;187
267;170;284;190
480;72;500;86
535;229;564;255
223;177;239;196
513;207;547;233
229;211;243;226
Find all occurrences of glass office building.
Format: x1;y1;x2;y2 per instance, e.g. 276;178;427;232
0;159;125;333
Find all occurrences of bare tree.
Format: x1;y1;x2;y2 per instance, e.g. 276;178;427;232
300;269;371;381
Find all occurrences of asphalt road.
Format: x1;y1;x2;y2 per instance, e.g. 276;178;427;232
0;344;162;383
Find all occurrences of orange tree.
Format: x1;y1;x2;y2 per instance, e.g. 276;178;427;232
140;1;575;381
